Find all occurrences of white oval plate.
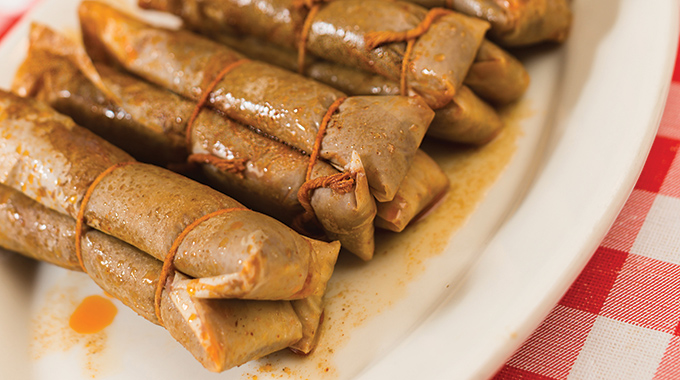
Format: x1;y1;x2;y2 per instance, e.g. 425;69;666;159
0;0;677;379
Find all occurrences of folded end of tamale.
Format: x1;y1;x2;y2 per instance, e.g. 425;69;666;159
427;86;504;145
170;239;337;364
79;224;303;373
174;211;340;301
376;150;450;232
17;23;121;104
302;239;341;297
289;295;324;354
312;151;377;261
163;274;303;372
13;23;81;98
13;24;188;166
288;237;342;352
324;96;434;203
464;41;530;106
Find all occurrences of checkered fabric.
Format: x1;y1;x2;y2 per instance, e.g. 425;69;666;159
0;1;32;38
0;15;19;38
492;40;680;380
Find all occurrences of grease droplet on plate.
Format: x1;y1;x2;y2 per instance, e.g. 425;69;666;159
69;295;117;334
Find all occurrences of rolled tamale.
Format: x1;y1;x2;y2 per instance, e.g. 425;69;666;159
402;0;572;46
138;0;490;109
213;32;528;107
196;33;507;145
80;1;435;202
0;90;340;300
0;184;304;372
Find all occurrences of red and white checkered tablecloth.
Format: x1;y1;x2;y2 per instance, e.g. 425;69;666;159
493;39;680;380
2;2;680;380
0;1;33;38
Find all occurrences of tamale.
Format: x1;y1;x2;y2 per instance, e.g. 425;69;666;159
138;0;490;109
213;32;528;107
199;32;507;145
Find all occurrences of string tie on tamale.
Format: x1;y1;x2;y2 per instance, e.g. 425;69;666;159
364;8;451;95
297;171;354;216
297;4;321;75
183;59;251;175
75;161;139;272
293;171;354;237
155;207;247;326
294;97;353;231
187;153;248;177
75;163;248;326
304;97;347;183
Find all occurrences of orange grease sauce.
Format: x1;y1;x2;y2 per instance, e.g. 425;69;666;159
69;295;118;334
32;279;117;378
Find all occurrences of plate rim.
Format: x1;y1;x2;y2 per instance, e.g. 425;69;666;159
353;1;680;379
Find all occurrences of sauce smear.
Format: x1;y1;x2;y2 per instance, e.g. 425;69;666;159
69;295;118;334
